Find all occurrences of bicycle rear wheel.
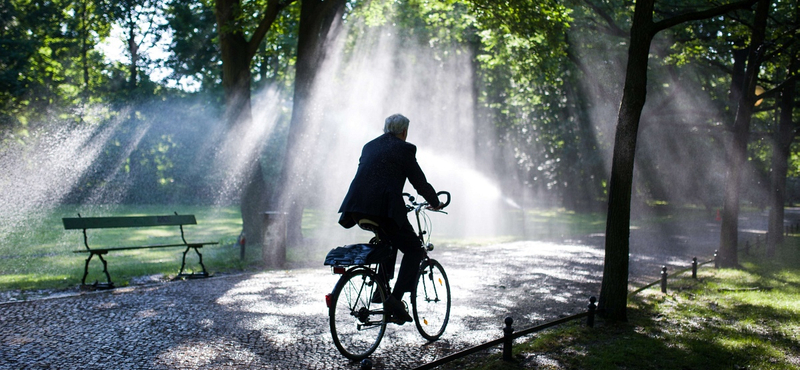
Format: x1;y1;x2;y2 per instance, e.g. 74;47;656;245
412;259;451;341
329;268;387;360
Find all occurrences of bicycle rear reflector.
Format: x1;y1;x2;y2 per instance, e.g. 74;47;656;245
325;293;333;308
333;266;346;274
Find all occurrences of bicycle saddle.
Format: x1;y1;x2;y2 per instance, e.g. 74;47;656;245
357;218;380;233
357;218;383;245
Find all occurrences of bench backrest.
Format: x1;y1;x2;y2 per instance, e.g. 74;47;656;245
63;214;198;230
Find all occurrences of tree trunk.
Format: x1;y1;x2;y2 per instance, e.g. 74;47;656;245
718;0;769;268
127;15;138;90
767;52;798;255
216;0;253;124
214;0;292;258
80;0;90;113
597;0;655;323
216;0;261;250
277;0;346;246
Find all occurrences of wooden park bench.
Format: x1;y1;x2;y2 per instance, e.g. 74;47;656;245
62;213;218;289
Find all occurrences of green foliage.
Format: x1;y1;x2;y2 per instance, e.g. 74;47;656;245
253;2;299;91
0;0;112;130
163;0;222;92
1;0;798;215
469;0;610;210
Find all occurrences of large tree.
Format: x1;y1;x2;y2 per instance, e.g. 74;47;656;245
717;0;769;268
273;0;346;248
213;0;296;253
765;1;799;255
767;57;797;255
598;0;760;321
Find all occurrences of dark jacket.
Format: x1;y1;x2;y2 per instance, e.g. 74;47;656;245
338;133;440;229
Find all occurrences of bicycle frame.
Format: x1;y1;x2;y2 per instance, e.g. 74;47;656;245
406;191;450;251
326;191;452;360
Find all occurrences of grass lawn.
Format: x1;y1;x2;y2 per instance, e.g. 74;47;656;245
444;238;800;370
2;205;609;294
0;205;247;292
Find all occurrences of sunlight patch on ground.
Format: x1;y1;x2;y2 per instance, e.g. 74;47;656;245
158;339;260;368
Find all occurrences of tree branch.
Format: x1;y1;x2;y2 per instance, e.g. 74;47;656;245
761;29;798;61
247;0;298;59
582;0;628;38
650;0;759;36
757;73;800;101
706;58;735;76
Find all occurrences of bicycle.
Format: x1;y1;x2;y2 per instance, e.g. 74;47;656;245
324;191;452;361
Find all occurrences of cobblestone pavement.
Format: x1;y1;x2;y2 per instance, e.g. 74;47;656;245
1;241;606;370
1;210;782;370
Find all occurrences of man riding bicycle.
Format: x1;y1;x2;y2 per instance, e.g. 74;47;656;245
338;113;443;324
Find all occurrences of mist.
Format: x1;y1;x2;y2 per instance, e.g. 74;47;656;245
272;21;522;249
0;5;774;271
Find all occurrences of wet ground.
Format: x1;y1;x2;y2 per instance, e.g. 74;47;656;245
1;210;792;369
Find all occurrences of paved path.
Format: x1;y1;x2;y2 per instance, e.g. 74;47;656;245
2;209;786;370
1;242;605;370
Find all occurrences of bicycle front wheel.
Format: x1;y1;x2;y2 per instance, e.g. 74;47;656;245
329;268;387;360
412;259;451;341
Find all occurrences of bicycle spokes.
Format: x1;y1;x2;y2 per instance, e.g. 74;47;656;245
412;259;451;341
329;269;387;360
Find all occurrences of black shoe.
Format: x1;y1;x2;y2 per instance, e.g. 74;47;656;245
384;296;412;324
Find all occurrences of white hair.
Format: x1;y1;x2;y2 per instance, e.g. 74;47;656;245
383;114;410;135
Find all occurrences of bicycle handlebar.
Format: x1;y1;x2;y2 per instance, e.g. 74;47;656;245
436;191;451;208
402;191;451;210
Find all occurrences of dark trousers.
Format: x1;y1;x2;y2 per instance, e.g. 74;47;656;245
380;220;423;298
349;213;423;299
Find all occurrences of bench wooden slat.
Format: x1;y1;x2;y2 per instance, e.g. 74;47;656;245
62;215;197;230
71;241;219;253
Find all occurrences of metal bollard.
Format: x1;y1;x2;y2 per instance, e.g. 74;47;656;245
503;317;514;361
587;296;597;328
661;266;668;293
692;257;697;279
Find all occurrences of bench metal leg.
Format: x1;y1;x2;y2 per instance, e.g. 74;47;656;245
177;245;209;279
81;252;114;290
81;254;92;285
